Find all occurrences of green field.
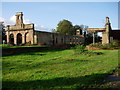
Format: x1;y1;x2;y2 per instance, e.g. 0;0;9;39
2;49;118;89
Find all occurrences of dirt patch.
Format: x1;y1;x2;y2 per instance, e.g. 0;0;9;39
66;59;76;61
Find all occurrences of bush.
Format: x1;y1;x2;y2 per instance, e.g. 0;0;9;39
88;40;120;49
72;44;103;56
2;44;11;48
72;44;86;54
111;40;119;47
89;42;102;48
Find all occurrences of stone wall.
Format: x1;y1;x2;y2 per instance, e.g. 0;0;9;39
102;17;111;44
34;31;84;45
110;30;120;42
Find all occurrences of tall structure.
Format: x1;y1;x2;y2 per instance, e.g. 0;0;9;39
16;12;23;25
102;17;112;44
6;12;84;45
6;12;34;45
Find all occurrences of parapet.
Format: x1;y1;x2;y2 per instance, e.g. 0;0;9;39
6;24;34;31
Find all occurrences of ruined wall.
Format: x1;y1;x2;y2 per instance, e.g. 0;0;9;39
102;17;120;44
34;31;84;45
6;12;84;46
110;30;120;42
102;17;111;44
102;31;109;44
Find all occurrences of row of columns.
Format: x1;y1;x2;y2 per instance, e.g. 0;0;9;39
6;32;26;45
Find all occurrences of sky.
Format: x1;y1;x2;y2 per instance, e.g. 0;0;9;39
0;1;119;33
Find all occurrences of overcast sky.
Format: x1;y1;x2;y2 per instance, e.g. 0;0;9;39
1;1;119;32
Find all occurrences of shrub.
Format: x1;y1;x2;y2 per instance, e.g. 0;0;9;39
111;40;119;47
72;44;103;56
2;44;12;48
99;40;119;49
89;42;102;48
88;40;120;49
72;44;86;54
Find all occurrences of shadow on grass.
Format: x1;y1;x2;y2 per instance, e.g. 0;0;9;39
26;53;46;56
2;47;68;57
3;73;108;89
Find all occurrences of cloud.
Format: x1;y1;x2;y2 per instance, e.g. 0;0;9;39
35;24;51;32
0;15;52;32
0;15;31;26
23;19;31;24
0;15;16;25
9;15;16;23
0;17;4;22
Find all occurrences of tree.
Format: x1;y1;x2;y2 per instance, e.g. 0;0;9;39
73;25;82;35
0;22;6;43
56;19;74;35
51;29;56;33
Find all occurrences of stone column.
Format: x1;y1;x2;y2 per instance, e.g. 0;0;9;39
6;31;9;44
34;35;37;44
30;30;34;44
105;25;110;44
14;34;17;45
22;34;25;44
93;33;95;44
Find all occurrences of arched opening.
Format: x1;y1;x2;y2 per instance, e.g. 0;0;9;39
25;33;27;43
17;33;22;45
9;34;14;44
25;32;30;44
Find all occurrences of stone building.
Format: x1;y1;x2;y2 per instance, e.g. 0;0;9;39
6;12;84;45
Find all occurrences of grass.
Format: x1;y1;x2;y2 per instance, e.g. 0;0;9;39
1;44;47;49
2;48;119;89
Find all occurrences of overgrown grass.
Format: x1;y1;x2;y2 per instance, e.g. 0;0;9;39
2;48;118;89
